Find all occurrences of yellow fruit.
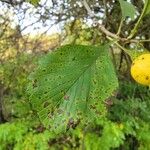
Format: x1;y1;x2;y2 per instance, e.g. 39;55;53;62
131;54;150;86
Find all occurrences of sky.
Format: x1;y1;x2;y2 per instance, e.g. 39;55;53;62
0;0;138;36
0;0;61;35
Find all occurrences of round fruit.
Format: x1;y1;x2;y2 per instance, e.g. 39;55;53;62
130;54;150;86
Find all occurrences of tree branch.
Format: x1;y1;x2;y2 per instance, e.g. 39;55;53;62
81;0;148;44
0;0;24;5
82;0;123;40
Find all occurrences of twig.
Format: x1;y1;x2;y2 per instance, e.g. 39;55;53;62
117;18;124;36
82;0;120;40
82;0;150;45
126;39;150;43
127;1;149;39
106;36;130;56
82;0;95;17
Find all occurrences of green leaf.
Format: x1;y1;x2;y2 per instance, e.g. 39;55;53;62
26;0;40;6
84;122;125;150
143;0;150;16
118;0;136;20
99;122;125;149
127;0;150;39
27;44;118;132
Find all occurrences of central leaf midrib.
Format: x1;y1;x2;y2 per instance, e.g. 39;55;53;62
47;54;99;109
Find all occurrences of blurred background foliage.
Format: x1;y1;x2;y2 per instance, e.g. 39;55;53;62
0;0;150;149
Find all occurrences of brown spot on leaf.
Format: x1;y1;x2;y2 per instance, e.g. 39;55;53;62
35;124;46;133
104;99;113;106
64;95;69;100
44;91;48;94
77;111;82;116
32;79;37;88
90;105;96;110
95;110;101;115
57;109;63;114
145;76;149;80
43;101;49;108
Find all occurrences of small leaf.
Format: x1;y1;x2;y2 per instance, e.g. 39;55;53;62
143;0;150;16
26;0;39;6
27;44;118;133
118;0;136;20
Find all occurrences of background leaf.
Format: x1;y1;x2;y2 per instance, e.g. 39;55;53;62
27;44;118;132
143;0;150;16
118;0;136;20
26;0;40;6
